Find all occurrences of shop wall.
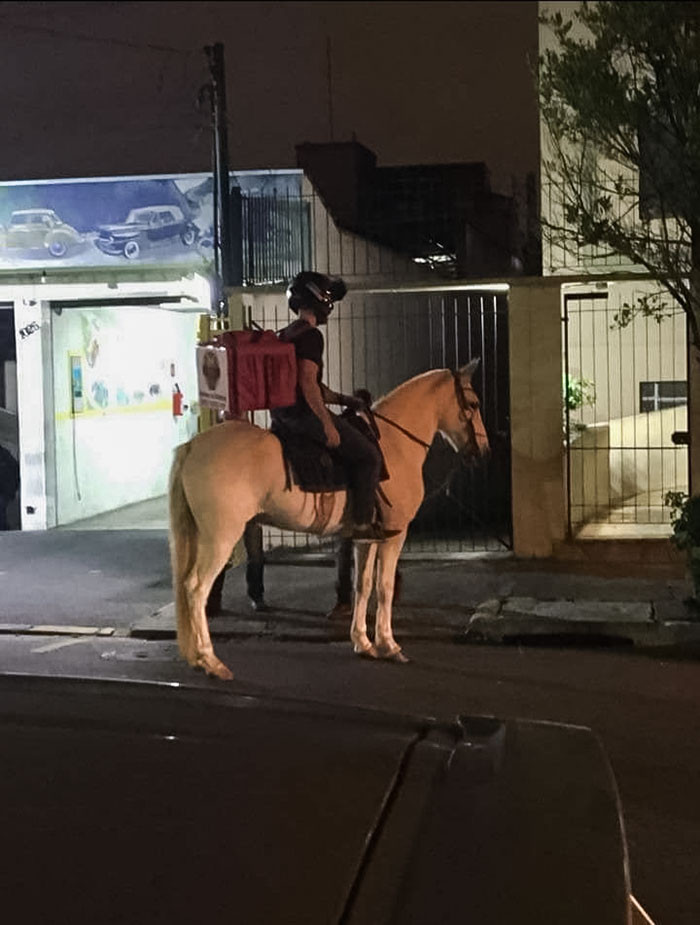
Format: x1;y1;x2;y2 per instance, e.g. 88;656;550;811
51;306;199;524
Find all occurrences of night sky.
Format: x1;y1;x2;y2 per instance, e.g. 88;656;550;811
0;1;539;194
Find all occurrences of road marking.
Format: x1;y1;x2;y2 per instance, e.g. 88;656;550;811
30;625;100;635
32;637;94;654
100;649;178;663
630;895;656;924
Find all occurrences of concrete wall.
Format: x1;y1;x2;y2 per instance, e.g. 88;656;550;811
565;280;687;426
509;280;567;556
305;176;426;286
539;2;646;276
569;407;687;526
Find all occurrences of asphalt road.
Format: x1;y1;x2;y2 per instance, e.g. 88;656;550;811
1;632;698;925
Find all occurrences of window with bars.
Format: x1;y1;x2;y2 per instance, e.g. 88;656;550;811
639;380;687;413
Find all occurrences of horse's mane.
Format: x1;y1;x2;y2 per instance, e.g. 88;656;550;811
373;368;447;411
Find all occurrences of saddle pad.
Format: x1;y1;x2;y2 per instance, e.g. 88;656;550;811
271;427;347;492
271;412;389;493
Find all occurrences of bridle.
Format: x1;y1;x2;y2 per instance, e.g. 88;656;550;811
451;370;487;459
369;371;486;458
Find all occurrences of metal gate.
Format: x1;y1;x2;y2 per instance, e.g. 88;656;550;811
250;285;512;555
563;290;688;537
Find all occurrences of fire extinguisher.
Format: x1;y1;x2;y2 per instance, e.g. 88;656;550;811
172;382;184;417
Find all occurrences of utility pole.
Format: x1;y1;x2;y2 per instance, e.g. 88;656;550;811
326;36;335;142
204;43;234;314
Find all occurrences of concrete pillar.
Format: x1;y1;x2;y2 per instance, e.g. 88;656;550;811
509;282;566;556
14;296;52;529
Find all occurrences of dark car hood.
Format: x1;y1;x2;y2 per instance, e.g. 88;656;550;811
98;221;147;235
0;674;630;925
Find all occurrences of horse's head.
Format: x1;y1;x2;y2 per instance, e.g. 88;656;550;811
438;359;490;460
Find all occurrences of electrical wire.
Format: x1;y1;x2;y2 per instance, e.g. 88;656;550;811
0;17;195;55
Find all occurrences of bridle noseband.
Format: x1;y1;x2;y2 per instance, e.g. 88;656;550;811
451;370;485;458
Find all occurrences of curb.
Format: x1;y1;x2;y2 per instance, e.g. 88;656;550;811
466;598;700;648
126;598;700;650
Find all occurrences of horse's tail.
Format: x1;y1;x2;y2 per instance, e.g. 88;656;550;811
169;441;197;658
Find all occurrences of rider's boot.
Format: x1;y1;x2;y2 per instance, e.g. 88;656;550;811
326;599;353;620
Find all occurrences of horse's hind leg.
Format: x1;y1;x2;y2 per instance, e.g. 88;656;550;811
184;531;240;680
374;530;409;662
350;541;378;657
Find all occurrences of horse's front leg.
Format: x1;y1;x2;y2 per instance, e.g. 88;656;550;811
350;541;378;657
374;530;409;663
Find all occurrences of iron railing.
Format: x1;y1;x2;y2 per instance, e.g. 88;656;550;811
563;289;688;536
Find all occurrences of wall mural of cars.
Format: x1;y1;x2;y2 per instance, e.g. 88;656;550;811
0;171;303;271
95;205;199;260
2;209;85;258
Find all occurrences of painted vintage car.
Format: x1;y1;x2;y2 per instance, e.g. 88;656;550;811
1;208;84;257
95;204;198;259
0;673;642;924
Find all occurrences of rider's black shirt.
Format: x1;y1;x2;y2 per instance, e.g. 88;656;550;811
278;319;324;412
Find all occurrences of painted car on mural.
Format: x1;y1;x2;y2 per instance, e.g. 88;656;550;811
0;209;84;257
0;673;641;925
95;204;199;259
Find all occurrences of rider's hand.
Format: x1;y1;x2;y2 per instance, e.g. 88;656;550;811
343;395;367;412
325;423;341;448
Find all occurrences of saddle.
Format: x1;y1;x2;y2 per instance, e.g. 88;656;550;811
271;410;389;493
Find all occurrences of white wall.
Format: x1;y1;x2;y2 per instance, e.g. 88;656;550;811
565;280;687;426
539;2;650;276
50;305;199;525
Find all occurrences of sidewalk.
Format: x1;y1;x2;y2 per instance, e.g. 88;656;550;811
131;553;700;651
1;528;699;651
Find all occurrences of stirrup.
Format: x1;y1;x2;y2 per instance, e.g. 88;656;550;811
352;523;401;542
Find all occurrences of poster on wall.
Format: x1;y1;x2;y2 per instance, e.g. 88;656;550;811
196;345;230;412
0;170;304;274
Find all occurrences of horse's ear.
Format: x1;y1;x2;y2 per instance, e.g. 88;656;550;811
459;357;480;382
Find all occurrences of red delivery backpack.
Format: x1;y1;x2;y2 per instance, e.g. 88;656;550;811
211;329;297;415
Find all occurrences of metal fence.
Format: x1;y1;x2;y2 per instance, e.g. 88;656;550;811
248;285;512;556
240;193;312;286
563;289;688;537
235;175;523;286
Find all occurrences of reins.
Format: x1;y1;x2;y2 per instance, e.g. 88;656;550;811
368;410;432;450
366;371;476;453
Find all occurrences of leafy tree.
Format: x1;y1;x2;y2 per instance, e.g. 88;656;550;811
539;1;700;346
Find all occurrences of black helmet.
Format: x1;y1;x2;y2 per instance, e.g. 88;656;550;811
287;271;347;322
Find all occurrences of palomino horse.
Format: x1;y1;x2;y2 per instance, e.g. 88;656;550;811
169;359;490;680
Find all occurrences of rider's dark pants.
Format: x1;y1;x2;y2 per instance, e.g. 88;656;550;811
336;537;403;606
207;520;265;611
244;521;265;601
272;407;382;526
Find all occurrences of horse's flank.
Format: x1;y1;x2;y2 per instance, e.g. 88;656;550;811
182;420;349;537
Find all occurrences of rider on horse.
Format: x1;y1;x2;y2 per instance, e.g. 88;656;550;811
271;271;399;542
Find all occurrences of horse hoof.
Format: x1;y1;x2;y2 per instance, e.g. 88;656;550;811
379;647;410;664
196;655;234;681
390;651;410;664
353;643;378;659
